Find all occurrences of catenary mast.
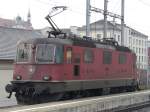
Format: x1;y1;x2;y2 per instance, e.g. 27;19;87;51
103;0;108;38
121;0;125;46
86;0;90;37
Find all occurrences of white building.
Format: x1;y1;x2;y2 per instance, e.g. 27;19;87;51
0;27;43;98
77;20;148;71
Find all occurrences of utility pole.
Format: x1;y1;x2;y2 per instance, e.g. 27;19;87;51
121;0;125;46
104;0;108;38
86;0;90;37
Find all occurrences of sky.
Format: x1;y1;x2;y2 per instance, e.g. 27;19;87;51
0;0;150;37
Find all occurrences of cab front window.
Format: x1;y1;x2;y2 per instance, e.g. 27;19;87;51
36;44;55;63
16;43;32;63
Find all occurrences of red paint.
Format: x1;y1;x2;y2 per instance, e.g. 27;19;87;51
13;45;137;82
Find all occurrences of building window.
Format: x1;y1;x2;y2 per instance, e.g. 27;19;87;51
142;56;143;62
119;53;126;64
118;35;120;42
145;48;147;54
103;51;112;64
129;30;131;35
139;40;141;45
142;48;143;54
143;40;145;46
133;38;135;45
136;39;138;45
84;49;94;63
97;34;102;38
133;47;135;51
136;48;138;53
139;48;141;54
129;37;131;44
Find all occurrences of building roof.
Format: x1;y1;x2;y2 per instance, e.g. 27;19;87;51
0;26;43;60
125;25;148;38
0;17;33;30
78;20;121;31
78;19;148;38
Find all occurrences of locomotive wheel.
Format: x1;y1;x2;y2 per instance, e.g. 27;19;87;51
15;93;40;105
38;93;64;103
15;92;65;105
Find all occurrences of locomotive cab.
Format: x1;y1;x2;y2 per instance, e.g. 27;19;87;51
13;41;64;81
6;39;69;104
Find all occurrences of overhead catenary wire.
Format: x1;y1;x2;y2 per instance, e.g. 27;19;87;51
111;0;121;14
68;8;85;16
34;0;85;16
138;0;150;7
33;0;52;5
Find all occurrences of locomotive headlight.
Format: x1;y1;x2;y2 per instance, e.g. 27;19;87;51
16;75;22;80
28;65;36;74
43;76;51;81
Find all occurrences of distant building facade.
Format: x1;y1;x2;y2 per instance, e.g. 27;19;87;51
0;11;33;30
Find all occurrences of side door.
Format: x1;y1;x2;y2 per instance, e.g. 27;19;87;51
64;46;81;80
103;50;112;78
72;47;81;78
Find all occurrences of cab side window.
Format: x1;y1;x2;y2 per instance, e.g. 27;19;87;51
103;51;112;64
66;47;72;64
55;46;63;63
84;49;94;63
119;53;126;64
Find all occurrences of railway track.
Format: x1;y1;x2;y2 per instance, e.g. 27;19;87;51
0;91;150;112
0;105;24;112
0;105;21;109
1;90;150;112
0;91;138;109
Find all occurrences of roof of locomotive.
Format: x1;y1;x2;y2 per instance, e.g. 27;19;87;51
19;37;72;45
20;37;132;52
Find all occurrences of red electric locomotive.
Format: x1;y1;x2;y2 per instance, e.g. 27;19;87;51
5;12;138;105
5;36;138;104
